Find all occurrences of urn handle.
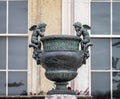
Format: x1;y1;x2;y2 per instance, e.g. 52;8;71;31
29;23;47;64
73;22;92;64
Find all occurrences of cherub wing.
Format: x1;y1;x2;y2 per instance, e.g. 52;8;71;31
29;25;37;31
83;24;91;30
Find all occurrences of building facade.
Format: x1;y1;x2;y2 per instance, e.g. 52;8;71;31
0;0;120;99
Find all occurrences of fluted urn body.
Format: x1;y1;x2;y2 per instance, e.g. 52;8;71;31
29;22;92;95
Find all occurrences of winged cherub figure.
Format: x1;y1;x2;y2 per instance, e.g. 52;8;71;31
29;23;47;64
73;22;92;64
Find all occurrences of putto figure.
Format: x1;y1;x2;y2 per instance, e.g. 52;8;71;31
29;23;47;64
73;22;92;64
29;23;47;45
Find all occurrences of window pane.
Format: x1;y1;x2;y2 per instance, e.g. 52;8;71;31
8;72;27;95
91;39;110;70
91;72;110;99
0;37;6;69
113;0;120;1
8;37;27;69
92;0;110;1
113;2;120;35
91;2;110;35
112;39;120;70
113;72;120;99
8;1;28;33
0;72;6;95
0;1;6;33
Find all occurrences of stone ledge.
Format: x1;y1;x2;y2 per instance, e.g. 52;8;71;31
77;95;92;99
0;95;92;99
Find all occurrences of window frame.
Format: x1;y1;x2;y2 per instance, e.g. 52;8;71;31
0;0;28;96
90;0;120;99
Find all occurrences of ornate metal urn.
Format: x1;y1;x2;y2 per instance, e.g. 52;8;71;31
29;22;92;95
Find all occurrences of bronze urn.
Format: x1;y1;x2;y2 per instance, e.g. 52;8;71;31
29;22;92;95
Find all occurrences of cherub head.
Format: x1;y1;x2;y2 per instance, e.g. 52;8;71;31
73;22;82;32
38;23;47;33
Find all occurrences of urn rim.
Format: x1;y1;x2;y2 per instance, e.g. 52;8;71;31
40;35;81;41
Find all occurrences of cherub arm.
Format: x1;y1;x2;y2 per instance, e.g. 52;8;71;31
29;25;37;31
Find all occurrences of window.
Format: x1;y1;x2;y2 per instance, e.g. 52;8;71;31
91;0;120;99
0;0;28;96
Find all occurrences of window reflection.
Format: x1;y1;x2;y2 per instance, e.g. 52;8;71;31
0;72;6;95
8;1;28;33
113;2;120;35
113;0;120;1
113;72;120;99
91;39;110;70
8;72;27;95
91;2;110;35
112;39;120;70
91;72;110;99
0;1;6;33
8;37;27;69
0;37;6;69
92;0;110;1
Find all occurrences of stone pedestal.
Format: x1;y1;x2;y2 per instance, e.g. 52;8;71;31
45;95;77;99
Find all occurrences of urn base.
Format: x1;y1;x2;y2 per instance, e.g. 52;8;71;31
47;89;76;95
47;82;75;95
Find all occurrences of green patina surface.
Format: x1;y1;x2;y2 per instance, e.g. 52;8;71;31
40;35;81;52
43;39;80;51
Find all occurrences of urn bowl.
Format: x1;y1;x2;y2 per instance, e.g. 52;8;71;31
40;35;84;95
